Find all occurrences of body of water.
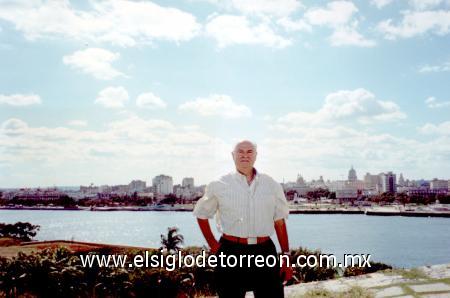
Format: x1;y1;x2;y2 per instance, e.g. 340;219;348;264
1;210;449;268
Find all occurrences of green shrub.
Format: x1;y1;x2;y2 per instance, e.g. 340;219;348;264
290;247;338;283
344;261;392;277
0;222;40;242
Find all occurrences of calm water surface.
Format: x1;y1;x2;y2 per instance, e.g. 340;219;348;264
1;210;449;268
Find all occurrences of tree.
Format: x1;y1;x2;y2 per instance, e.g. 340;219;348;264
0;222;40;241
160;227;184;253
380;192;395;204
396;192;409;206
58;195;76;208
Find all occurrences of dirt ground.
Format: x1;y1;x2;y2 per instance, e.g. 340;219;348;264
0;238;154;258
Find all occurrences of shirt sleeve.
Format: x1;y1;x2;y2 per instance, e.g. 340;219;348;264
273;181;289;221
193;182;218;219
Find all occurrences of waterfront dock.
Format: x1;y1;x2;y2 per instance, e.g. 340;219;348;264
2;204;450;217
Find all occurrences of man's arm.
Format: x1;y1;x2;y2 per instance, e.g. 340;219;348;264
274;218;293;283
197;218;220;253
274;218;289;253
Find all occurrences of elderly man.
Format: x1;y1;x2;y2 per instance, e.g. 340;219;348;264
193;140;292;298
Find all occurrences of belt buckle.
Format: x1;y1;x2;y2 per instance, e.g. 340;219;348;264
247;237;257;245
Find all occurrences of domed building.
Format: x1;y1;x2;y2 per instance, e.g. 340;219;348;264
348;165;357;182
296;174;306;186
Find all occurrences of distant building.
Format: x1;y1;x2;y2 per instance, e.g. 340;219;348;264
380;172;396;193
328;180;363;192
296;174;306;186
348;166;357;182
283;174;311;196
310;175;327;189
336;189;358;201
430;179;448;192
129;180;146;193
12;188;68;201
364;173;380;190
327;166;364;199
407;187;447;197
182;177;194;188
398;173;405;186
152;175;173;195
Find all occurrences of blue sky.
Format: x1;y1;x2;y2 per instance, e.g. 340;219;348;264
0;0;449;187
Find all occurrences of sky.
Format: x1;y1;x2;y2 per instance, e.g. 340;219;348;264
0;0;449;188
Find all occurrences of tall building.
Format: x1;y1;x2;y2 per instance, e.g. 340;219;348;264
129;180;146;192
364;173;380;190
348;166;357;182
380;172;396;193
398;173;405;186
152;175;173;195
182;177;194;188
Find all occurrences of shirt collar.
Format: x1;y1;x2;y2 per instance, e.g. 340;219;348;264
235;168;259;183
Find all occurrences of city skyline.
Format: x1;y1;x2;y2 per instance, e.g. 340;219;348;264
1;166;448;189
1;0;449;187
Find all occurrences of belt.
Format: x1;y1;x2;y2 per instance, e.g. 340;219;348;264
222;234;271;245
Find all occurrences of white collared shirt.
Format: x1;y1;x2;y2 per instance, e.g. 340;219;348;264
193;170;289;237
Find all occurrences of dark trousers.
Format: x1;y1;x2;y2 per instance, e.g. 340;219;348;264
215;237;284;298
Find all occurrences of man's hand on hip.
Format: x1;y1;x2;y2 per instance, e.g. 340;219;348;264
280;258;293;284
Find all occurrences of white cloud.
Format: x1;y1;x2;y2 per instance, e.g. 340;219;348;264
63;48;125;80
95;86;129;109
273;88;406;129
329;25;376;47
107;115;175;137
323;89;406;123
261;126;450;182
0;115;230;186
409;0;444;10
179;94;252;118
263;92;449;181
229;0;302;17
0;93;41;106
419;60;450;72
68;120;88;127
136;92;167;110
418;121;450;135
371;0;444;10
377;10;450;39
277;17;312;32
371;0;394;9
304;1;358;27
194;0;302;16
425;96;450;108
0;0;201;47
205;15;291;48
301;1;374;47
1;118;28;136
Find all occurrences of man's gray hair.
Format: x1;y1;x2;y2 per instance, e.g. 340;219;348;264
232;140;257;153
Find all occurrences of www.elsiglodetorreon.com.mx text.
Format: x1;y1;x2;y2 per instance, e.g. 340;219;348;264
80;250;372;271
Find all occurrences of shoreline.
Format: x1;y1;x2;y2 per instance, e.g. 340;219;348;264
2;205;450;218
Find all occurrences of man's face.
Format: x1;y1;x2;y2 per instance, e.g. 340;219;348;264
232;141;257;172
